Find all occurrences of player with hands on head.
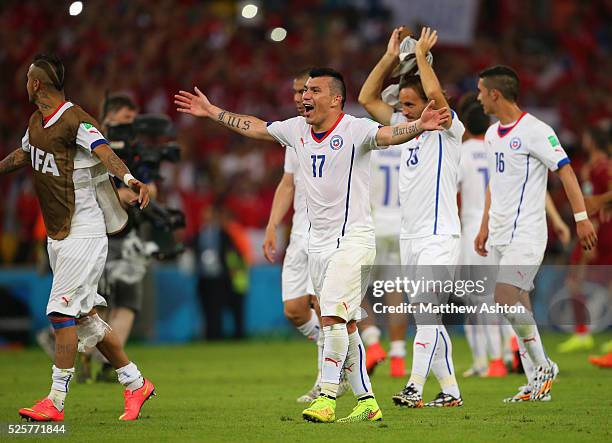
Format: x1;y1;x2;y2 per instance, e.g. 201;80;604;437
361;27;466;409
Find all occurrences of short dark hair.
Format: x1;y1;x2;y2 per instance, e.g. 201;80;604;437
308;67;346;108
101;94;137;121
586;126;608;153
32;53;65;91
399;75;427;102
463;102;490;135
479;65;520;102
295;68;312;80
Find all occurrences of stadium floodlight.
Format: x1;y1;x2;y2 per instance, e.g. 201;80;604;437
241;4;258;19
270;27;287;42
69;1;83;16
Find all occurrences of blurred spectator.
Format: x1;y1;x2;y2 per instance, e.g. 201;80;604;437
0;0;610;264
193;202;251;340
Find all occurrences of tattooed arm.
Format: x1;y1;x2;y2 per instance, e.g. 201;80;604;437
376;101;450;146
0;148;30;175
175;87;274;141
93;144;150;209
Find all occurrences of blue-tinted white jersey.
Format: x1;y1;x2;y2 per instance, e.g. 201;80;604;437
267;114;381;252
393;111;464;239
485;112;570;246
370;148;402;237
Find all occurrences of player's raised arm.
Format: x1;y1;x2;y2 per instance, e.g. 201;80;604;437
93;144;150;209
263;172;295;263
376;100;449;146
358;27;403;126
0;148;30;175
175;87;274;141
415;27;451;129
557;164;598;250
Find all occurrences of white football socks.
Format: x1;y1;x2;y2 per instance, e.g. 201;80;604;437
344;331;373;398
505;303;549;367
48;365;75;411
320;324;349;398
360;325;381;348
431;325;460;398
296;309;321;341
407;325;438;395
465;323;488;370
389;340;406;358
116;362;144;392
485;323;503;361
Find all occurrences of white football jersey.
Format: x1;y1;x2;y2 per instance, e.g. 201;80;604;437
267;114;381;252
393;111;464;239
485;112;570;246
370;147;402;237
283;146;309;237
458;137;489;230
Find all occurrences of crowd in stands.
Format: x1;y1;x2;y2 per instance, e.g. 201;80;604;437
0;0;609;264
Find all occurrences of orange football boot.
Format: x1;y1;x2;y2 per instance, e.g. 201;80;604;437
390;356;406;378
487;358;508;377
119;378;156;420
589;353;612;368
365;343;387;375
19;398;64;422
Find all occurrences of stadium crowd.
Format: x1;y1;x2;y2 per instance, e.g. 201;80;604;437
0;0;609;264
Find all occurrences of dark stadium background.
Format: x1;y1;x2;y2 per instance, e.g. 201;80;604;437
0;0;609;343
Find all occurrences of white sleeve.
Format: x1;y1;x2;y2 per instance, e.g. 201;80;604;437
21;129;30;152
76;122;108;152
526;125;570;171
267;117;300;148
389;112;407;125
354;117;383;151
284;146;298;174
445;110;465;142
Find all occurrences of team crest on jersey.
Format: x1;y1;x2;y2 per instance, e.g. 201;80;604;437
330;135;343;150
509;137;522;150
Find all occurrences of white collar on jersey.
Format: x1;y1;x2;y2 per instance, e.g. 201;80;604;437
43;101;74;129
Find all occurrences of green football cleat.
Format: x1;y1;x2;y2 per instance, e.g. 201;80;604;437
337;397;382;423
302;395;336;423
557;334;594;353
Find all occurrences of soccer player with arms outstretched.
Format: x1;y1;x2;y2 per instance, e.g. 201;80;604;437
360;27;464;408
175;68;449;422
0;54;154;421
262;69;345;403
474;65;597;402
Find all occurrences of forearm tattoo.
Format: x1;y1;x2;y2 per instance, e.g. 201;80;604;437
392;122;419;138
0;148;29;175
217;110;252;131
105;149;130;178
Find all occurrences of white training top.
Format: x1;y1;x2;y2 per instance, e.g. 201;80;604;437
370;147;402;237
393;111;465;239
283;146;309;237
21;102;108;239
458;137;489;230
268;113;380;252
485;112;570;246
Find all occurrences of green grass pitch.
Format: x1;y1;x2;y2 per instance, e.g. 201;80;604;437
1;333;610;442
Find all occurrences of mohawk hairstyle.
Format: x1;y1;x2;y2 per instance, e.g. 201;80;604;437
32;54;65;91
